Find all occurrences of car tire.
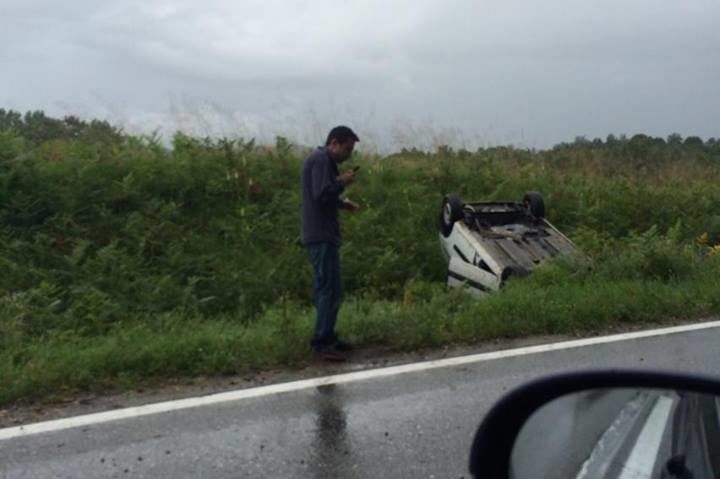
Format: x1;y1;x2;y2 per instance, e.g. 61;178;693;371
523;191;545;219
439;194;464;237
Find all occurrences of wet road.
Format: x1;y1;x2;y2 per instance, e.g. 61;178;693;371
2;325;720;478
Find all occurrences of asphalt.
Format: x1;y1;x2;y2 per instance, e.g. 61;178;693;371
2;325;720;478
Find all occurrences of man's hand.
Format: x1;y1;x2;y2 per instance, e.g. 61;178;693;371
338;168;357;185
342;199;360;211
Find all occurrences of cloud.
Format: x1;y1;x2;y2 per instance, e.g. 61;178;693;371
70;0;422;82
1;0;718;149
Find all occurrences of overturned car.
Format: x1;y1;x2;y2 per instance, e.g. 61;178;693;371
438;192;579;296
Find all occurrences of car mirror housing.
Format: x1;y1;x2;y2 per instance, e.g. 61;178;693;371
469;370;720;479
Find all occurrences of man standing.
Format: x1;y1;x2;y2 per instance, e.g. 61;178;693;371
301;126;360;361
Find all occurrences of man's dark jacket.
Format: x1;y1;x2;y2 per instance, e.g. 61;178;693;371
301;146;346;246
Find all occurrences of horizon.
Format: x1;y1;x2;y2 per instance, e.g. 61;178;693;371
2;106;718;155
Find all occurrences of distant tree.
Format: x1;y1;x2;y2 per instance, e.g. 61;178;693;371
684;136;704;147
0;109;125;145
706;138;720;154
79;119;125;144
628;134;653;161
436;144;455;157
630;133;650;143
21;110;66;143
0;108;23;131
63;115;84;139
573;135;590;145
651;136;666;146
667;133;683;145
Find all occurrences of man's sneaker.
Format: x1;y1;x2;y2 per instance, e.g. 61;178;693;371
314;345;346;362
334;339;354;352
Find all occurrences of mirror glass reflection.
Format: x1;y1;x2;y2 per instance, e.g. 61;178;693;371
511;388;720;479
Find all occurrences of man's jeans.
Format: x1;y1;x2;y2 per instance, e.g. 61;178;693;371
306;242;342;348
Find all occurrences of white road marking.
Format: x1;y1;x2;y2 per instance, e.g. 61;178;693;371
1;319;719;441
617;396;674;479
575;393;649;479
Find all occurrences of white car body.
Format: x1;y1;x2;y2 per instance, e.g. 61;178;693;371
439;198;579;296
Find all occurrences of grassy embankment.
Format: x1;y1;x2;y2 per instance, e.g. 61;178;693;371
1;110;720;405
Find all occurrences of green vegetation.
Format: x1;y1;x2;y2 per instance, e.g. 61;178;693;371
1;109;720;405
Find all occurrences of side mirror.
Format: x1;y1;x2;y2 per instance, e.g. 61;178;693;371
469;370;720;479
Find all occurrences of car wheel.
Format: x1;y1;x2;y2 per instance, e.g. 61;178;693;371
439;194;464;237
523;191;545;219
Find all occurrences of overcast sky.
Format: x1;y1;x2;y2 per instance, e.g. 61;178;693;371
1;0;719;150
